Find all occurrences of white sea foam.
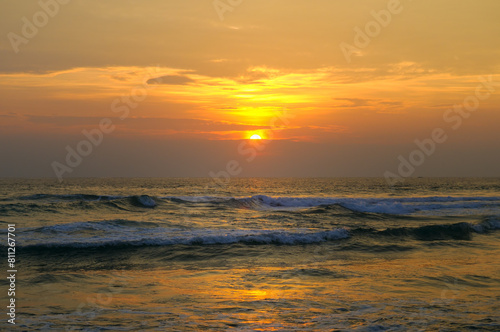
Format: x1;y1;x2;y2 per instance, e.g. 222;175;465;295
17;222;350;248
15;193;500;216
134;195;157;208
471;217;500;233
11;192;500;216
162;195;500;215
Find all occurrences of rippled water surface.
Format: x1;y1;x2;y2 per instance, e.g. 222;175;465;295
1;178;499;331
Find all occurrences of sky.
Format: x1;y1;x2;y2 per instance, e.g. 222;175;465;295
1;0;499;179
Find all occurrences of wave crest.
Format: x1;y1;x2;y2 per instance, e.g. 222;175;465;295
13;223;350;249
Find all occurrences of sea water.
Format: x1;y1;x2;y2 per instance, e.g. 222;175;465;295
0;178;499;331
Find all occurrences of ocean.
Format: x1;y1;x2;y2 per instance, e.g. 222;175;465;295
1;177;499;331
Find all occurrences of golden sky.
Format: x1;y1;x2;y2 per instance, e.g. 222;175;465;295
1;0;499;177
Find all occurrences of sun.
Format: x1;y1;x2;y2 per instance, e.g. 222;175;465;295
250;134;262;140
